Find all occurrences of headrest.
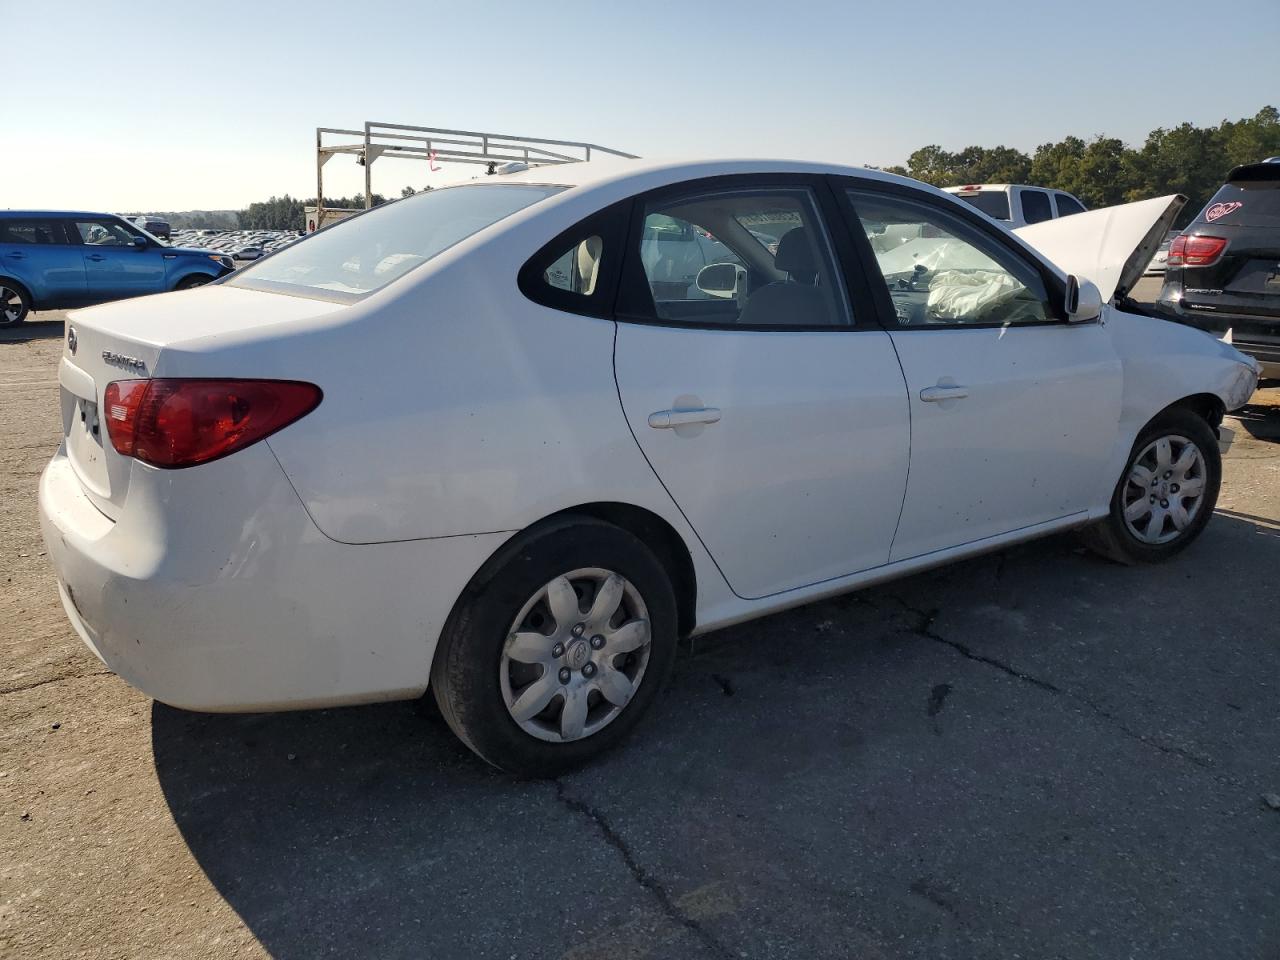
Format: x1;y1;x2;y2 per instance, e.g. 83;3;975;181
774;227;818;282
575;235;602;295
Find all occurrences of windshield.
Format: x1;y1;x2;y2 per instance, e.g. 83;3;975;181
953;191;1011;221
228;183;565;301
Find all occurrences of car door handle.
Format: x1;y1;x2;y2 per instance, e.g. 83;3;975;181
919;385;969;402
6;252;25;260
648;407;722;429
86;254;106;262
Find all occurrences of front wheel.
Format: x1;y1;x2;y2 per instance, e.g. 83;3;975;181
1079;408;1221;564
175;275;213;291
0;281;31;326
431;517;678;777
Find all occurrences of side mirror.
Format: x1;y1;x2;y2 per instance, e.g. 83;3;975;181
132;235;148;249
1065;274;1103;323
695;262;744;300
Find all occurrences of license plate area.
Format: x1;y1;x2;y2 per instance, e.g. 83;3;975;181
65;390;111;497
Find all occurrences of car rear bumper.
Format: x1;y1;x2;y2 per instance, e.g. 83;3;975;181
39;444;510;712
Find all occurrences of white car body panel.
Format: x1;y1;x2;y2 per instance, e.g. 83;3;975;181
614;325;910;599
37;157;1259;712
885;323;1122;561
1014;195;1183;303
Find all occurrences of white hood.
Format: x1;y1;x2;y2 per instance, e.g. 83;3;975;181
1014;195;1185;303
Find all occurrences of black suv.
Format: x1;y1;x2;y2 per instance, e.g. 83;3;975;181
1159;159;1280;378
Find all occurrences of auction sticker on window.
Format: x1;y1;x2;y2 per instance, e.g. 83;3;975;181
1205;201;1243;222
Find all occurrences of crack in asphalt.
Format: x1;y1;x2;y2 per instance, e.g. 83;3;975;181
553;781;736;959
883;595;1224;774
0;670;111;697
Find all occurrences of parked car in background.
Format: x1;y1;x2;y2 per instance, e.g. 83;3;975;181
39;160;1257;776
1145;230;1179;276
1158;160;1280;378
129;216;171;240
232;243;266;261
0;212;234;325
943;184;1088;228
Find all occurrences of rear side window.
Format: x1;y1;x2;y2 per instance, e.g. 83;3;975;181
0;219;66;244
953;191;1011;220
618;185;851;329
232;183;564;302
1054;193;1085;217
1194;181;1280;226
1020;190;1053;224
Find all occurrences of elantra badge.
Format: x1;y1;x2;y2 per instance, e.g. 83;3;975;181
102;351;146;373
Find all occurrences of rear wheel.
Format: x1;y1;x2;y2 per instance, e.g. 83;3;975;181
0;281;31;326
1079;409;1221;564
431;517;678;777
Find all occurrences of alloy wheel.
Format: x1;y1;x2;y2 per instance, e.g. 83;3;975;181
0;285;24;324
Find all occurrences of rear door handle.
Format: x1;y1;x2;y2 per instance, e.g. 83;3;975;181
648;407;721;429
919;385;969;402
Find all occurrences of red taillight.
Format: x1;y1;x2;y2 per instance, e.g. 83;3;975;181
1167;234;1228;267
103;379;322;469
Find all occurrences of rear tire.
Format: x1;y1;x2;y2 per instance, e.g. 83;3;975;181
0;280;31;326
431;516;678;777
1079;408;1221;564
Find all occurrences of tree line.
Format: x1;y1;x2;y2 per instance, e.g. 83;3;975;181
223;108;1278;231
879;107;1279;224
235;194;390;231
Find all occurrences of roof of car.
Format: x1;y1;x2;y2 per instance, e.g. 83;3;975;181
0;210;133;219
437;156;919;192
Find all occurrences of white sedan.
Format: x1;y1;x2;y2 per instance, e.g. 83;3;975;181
39;159;1259;775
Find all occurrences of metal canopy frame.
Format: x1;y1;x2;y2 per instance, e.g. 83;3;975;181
315;121;637;219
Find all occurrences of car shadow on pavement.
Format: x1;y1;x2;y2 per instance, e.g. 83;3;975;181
0;318;65;344
1232;393;1280;443
151;515;1280;960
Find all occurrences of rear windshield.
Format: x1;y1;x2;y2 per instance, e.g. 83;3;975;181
1193;180;1280;227
229;183;564;301
953;191;1011;221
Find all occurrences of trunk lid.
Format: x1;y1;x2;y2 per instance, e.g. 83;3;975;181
1014;194;1185;303
57;286;346;519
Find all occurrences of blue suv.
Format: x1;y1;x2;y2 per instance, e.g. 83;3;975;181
0;211;235;326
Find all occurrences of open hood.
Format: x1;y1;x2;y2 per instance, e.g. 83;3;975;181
1014;194;1185;303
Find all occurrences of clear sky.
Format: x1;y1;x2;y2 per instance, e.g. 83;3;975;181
5;0;1278;211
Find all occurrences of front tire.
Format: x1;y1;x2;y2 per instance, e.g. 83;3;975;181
1079;408;1221;564
176;275;213;291
0;281;31;326
431;517;678;777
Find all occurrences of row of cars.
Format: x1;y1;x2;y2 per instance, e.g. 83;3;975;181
168;228;303;262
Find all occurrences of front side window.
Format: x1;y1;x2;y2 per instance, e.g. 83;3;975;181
1020;190;1053;224
849;190;1052;327
0;219;65;244
626;186;850;328
231;183;564;301
74;219;138;246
